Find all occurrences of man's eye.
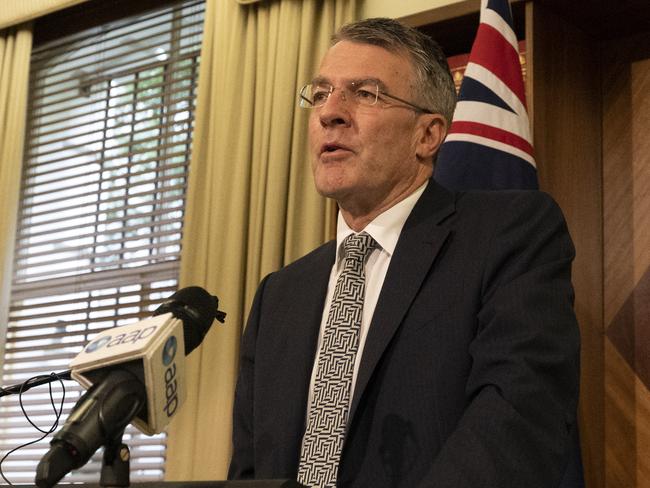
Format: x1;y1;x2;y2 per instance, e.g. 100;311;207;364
312;89;330;103
354;89;376;102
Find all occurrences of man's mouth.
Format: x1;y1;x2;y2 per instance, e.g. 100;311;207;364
320;143;351;155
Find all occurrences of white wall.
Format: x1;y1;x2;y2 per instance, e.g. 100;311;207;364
361;0;471;20
360;0;525;26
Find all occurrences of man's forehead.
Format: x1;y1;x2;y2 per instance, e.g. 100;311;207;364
320;40;405;64
315;41;413;86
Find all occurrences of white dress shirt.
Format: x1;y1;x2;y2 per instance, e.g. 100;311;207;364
306;182;428;413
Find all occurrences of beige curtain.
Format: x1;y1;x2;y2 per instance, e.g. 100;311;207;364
0;1;88;30
165;0;357;480
0;25;32;368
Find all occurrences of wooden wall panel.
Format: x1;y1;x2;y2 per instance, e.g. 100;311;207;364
528;3;604;487
602;30;650;488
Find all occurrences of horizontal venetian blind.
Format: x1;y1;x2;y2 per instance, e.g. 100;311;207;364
0;0;204;484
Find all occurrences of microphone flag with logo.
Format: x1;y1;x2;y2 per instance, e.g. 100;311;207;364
71;312;184;435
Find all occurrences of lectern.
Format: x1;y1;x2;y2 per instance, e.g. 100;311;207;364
138;482;305;488
25;482;305;488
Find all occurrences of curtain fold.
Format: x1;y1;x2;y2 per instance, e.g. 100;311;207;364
0;1;88;30
0;25;33;368
165;0;357;480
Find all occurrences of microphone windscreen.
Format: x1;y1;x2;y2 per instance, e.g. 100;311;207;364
155;286;219;355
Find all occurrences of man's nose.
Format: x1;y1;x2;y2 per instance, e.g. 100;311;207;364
318;89;351;127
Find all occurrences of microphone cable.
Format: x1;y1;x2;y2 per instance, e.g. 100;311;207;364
0;372;67;486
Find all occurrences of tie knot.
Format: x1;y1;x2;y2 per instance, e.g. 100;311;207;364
342;232;377;263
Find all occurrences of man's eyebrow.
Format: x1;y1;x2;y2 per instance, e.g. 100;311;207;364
310;76;330;86
355;78;388;91
309;76;388;91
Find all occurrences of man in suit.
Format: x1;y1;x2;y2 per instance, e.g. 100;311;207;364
228;17;580;488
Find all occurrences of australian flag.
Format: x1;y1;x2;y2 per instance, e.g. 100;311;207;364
434;0;537;191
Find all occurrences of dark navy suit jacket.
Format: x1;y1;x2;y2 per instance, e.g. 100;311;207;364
229;180;580;487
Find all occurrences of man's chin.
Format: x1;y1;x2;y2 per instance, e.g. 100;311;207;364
312;167;366;204
315;185;345;201
313;175;348;200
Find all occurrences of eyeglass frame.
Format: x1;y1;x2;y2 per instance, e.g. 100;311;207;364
298;78;433;114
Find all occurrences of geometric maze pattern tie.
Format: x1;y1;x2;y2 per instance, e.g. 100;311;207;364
298;232;377;488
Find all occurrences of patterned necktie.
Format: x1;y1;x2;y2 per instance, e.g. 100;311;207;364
298;232;377;488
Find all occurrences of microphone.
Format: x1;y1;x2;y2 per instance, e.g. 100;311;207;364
35;286;225;488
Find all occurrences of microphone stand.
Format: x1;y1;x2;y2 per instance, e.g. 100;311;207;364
100;430;131;488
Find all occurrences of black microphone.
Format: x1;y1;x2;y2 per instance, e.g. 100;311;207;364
154;286;226;354
35;286;225;488
35;369;146;488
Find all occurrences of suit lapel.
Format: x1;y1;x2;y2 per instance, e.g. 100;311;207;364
289;241;336;379
347;180;456;426
273;241;335;456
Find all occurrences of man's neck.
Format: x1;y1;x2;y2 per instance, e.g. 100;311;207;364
339;174;431;232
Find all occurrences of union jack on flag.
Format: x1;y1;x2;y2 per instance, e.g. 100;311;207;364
434;0;537;190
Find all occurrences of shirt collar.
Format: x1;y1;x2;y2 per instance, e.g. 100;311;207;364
335;181;428;264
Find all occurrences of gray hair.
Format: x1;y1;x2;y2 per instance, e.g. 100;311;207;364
332;17;457;125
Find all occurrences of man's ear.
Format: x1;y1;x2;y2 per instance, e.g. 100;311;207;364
415;114;447;160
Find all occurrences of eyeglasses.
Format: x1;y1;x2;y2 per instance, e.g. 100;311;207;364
298;80;432;114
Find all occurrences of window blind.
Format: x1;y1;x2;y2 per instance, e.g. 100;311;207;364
0;0;204;483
